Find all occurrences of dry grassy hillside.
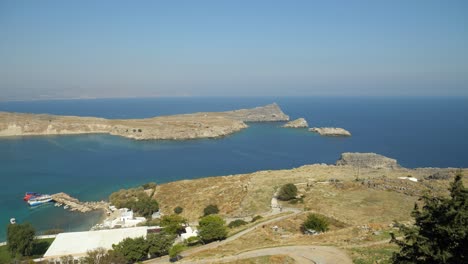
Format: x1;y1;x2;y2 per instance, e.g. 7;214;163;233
153;164;464;222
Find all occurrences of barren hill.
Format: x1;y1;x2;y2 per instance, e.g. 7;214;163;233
0;103;289;140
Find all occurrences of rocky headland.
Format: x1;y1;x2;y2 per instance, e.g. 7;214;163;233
0;103;289;140
336;152;400;169
282;117;308;128
309;127;351;136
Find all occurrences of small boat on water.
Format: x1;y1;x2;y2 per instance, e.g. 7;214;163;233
10;218;16;224
28;194;53;206
64;205;69;209
23;192;41;201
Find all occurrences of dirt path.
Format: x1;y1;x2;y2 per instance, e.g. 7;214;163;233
183;245;352;264
144;208;352;264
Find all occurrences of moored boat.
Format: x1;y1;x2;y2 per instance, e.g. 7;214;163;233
23;192;41;201
28;194;53;206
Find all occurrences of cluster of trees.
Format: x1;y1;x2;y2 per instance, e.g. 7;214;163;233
111;232;177;262
109;186;159;218
391;173;467;263
6;222;36;257
277;183;298;201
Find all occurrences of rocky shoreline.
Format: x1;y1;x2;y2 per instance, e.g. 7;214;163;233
282;118;308;128
0;103;289;140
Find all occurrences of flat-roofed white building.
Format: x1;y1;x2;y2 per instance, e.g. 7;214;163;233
42;227;149;260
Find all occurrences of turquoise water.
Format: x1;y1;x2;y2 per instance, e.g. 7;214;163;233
1;97;467;241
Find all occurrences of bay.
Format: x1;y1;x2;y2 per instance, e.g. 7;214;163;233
1;96;467;241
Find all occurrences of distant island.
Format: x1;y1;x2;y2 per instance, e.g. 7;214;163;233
0;103;289;140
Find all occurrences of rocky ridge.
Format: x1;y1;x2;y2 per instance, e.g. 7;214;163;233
336;152;400;169
309;127;351;136
282;118;308;128
0;103;288;140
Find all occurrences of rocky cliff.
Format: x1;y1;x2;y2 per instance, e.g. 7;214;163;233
309;127;351;136
282;118;308;128
336;152;400;169
0;104;288;140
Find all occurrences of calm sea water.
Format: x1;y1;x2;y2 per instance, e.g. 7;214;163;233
1;96;467;241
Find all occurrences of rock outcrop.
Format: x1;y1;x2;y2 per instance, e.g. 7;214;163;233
336;152;400;169
282;118;308;128
309;127;351;136
0;104;288;140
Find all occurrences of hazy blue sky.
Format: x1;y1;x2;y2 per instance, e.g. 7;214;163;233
1;0;467;100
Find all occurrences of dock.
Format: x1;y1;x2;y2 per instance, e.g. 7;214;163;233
51;192;109;213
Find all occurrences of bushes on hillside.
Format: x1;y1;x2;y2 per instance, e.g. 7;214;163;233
228;219;248;228
302;213;329;233
203;204;219;216
251;215;263;223
160;214;186;235
198;215;228;243
277;183;298;201
174;206;183;214
109;187;159;218
111;232;176;262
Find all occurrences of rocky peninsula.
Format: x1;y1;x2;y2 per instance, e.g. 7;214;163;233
309;127;351;136
336;152;400;169
282;117;308;128
0;103;289;140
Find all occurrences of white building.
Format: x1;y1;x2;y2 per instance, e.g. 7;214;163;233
42;227;149;261
180;226;198;241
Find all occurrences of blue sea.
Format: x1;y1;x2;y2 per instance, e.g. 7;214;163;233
1;96;467;241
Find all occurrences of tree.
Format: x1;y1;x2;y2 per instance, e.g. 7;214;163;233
169;244;185;261
174;206;183;214
198;215;228;243
112;237;148;263
302;213;329;233
146;232;176;258
7;222;35;257
160;214;186;235
203;204;219;216
392;172;468;263
277;183;298;201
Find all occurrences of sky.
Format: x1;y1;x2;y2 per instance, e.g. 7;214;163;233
0;0;467;100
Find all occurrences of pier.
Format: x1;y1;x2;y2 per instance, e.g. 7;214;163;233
51;192;109;213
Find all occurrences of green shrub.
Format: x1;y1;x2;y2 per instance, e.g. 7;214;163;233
277;183;298;201
302;213;329;233
174;206;183;214
251;215;263;223
203;204;219;216
228;219;248;228
185;236;201;246
169;244;185;261
198;215;227;243
160;215;186;235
